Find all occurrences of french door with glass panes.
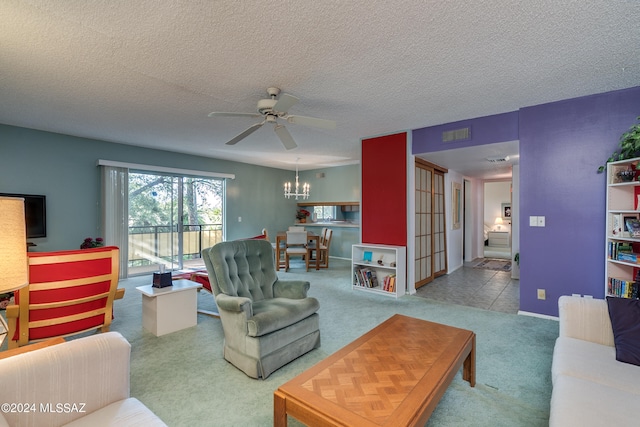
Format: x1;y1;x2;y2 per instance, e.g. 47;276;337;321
127;172;224;276
415;159;448;289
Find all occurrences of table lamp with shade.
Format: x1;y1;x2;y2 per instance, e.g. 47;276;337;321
494;217;503;231
0;197;28;348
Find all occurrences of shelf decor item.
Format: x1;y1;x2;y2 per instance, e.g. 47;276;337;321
295;209;310;223
617;169;636;182
80;237;104;249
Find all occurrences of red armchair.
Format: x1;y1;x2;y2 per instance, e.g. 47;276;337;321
6;246;124;349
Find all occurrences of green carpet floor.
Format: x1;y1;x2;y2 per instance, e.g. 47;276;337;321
109;259;558;426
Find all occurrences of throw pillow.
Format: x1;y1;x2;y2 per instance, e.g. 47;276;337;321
606;296;640;366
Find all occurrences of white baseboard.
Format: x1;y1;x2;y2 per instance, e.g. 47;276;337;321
517;310;559;321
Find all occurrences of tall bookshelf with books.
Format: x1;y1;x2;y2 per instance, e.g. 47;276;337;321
352;244;406;298
606;158;640;299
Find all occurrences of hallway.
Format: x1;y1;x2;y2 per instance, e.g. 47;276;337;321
414;260;519;314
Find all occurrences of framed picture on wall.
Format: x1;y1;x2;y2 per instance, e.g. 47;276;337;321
502;203;512;220
452;182;461;229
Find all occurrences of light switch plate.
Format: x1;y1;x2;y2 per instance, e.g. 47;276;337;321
537;216;545;227
529;216;538;227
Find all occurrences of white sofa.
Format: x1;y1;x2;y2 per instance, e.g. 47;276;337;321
0;332;166;427
550;295;640;426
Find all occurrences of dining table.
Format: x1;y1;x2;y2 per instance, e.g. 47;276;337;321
275;230;320;271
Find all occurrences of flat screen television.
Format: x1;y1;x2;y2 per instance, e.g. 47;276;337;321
0;193;47;238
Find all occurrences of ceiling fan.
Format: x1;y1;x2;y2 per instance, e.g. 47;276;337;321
208;87;336;150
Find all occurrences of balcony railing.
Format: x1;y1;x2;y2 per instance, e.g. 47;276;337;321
128;224;222;273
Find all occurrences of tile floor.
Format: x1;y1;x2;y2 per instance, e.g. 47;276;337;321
414;258;520;314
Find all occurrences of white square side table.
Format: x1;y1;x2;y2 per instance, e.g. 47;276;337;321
136;279;202;337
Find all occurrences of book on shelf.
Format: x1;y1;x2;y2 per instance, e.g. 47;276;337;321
617;252;640;264
382;274;396;292
607;276;640;299
611;213;624;237
608;242;637;260
623;214;640;237
354;266;378;288
610;213;640;238
625;218;640;238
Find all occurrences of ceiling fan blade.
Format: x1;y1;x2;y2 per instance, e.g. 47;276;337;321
226;122;264;145
273;93;299;113
286;115;336;129
209;111;262;118
274;124;297;150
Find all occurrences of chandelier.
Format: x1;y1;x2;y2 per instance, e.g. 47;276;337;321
284;160;310;200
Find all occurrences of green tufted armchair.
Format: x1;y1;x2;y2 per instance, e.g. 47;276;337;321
202;239;320;379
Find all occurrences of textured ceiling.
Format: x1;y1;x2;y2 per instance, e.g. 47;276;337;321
1;1;639;175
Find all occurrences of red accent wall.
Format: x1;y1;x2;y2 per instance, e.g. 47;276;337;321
361;133;407;246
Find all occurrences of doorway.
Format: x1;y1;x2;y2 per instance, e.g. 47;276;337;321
483;181;512;260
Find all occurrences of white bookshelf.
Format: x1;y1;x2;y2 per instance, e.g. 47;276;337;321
605;157;640;299
352;244;406;298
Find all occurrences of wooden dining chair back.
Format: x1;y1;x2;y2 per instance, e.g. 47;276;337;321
319;227;329;245
319;229;333;268
6;246;124;349
285;230;309;271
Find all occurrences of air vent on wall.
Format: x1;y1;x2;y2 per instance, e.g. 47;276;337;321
442;127;470;142
486;156;509;163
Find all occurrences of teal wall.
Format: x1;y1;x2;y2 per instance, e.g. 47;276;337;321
299;165;360;203
296;165;361;258
0;124;300;251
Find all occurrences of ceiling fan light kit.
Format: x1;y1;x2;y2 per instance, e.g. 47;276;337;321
209;87;336;150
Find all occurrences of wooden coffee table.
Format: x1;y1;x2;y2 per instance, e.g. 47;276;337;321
274;314;475;427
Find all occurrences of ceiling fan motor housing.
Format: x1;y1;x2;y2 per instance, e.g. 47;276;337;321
257;99;278;115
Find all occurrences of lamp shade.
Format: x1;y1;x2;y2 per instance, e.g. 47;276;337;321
494;217;503;225
0;197;28;293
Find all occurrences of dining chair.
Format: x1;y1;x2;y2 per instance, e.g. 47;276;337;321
272;231;287;271
285;230;309;271
318;229;333;268
307;227;326;269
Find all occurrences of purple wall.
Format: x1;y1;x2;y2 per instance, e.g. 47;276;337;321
519;87;640;316
412;111;519;154
412;86;640;317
